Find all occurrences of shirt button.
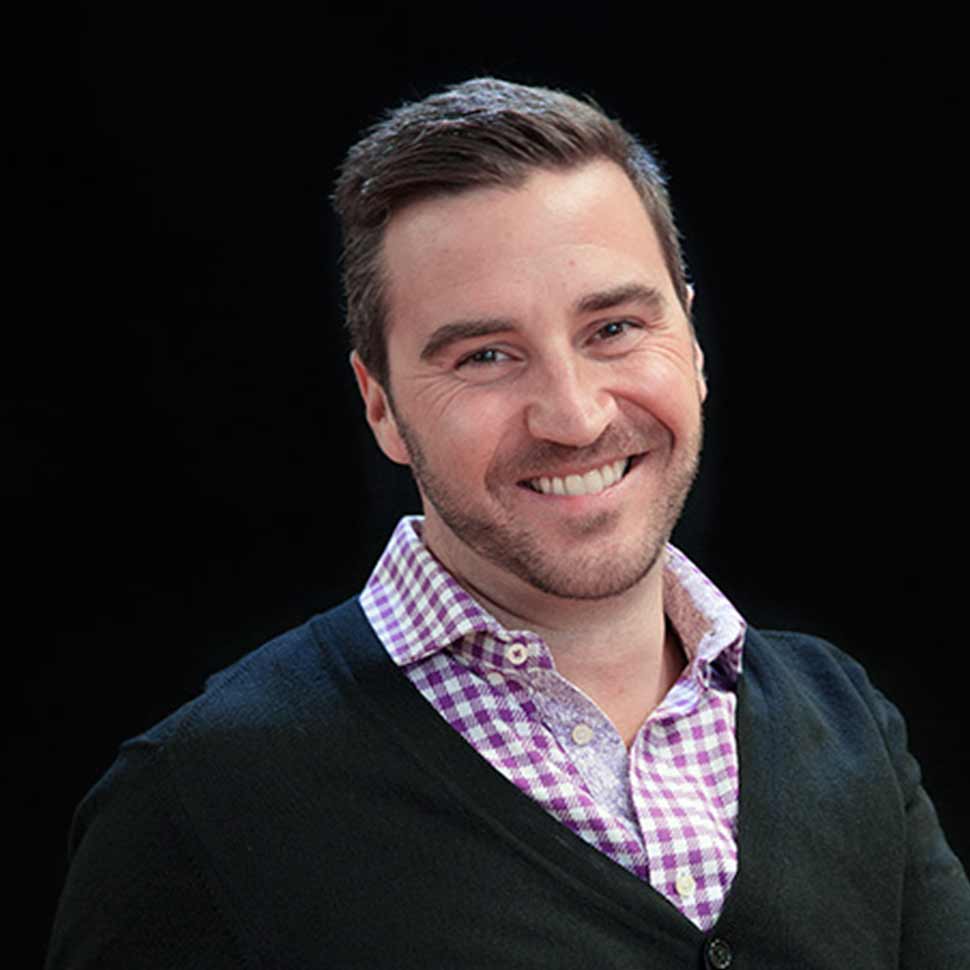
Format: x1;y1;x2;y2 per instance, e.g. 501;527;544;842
504;643;529;666
675;869;696;899
571;723;594;745
706;937;733;969
485;671;505;686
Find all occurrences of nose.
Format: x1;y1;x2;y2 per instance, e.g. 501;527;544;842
524;356;618;447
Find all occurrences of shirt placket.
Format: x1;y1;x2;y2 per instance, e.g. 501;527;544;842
485;634;651;876
629;679;738;930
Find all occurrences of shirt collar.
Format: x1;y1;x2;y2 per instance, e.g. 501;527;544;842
360;515;745;684
663;544;745;685
359;517;505;665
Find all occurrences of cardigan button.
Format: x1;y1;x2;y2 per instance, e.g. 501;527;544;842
706;937;733;969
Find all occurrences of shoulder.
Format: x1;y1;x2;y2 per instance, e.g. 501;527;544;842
50;600;379;967
743;626;886;708
143;597;370;745
81;598;376;826
738;626;916;771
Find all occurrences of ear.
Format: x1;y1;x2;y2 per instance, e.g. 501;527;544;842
685;286;707;403
693;339;708;403
350;351;411;465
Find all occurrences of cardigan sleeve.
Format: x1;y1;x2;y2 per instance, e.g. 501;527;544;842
45;741;252;970
866;682;970;968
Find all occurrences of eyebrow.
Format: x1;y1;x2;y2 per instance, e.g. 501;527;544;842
419;318;518;362
418;282;667;362
574;282;666;315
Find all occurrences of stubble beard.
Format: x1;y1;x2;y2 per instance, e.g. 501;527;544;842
394;413;703;602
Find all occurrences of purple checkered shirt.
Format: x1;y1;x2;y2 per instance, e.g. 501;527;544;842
360;516;746;930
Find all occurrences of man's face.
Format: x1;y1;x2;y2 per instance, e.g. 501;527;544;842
354;160;706;602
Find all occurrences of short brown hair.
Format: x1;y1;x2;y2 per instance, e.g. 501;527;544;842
332;77;688;390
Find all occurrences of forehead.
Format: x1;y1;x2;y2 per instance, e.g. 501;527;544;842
380;161;672;342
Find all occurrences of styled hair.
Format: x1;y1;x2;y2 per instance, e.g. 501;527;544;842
332;77;688;390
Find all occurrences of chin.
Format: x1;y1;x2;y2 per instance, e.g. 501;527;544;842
492;535;667;602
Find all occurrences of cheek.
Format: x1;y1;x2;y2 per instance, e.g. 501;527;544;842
623;355;702;432
420;398;512;474
419;379;521;438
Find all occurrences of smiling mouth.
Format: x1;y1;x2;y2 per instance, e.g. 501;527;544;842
521;456;637;497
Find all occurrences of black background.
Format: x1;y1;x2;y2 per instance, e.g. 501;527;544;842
16;7;967;955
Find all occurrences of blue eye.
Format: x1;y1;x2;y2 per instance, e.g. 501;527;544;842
595;320;637;340
457;347;511;367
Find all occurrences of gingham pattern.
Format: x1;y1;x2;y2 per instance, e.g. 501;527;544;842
360;516;746;930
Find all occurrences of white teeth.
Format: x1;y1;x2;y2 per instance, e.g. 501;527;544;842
582;469;604;494
529;458;629;496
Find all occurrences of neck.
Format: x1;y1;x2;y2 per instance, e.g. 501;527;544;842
423;526;684;746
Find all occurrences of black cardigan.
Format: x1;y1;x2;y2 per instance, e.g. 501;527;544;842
47;598;970;969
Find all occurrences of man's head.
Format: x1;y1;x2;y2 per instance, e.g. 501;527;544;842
333;77;690;394
338;79;705;604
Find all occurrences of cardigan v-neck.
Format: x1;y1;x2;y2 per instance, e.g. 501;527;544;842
359;519;745;929
47;597;970;969
315;599;708;946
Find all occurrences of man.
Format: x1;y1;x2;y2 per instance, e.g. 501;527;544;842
48;78;969;969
